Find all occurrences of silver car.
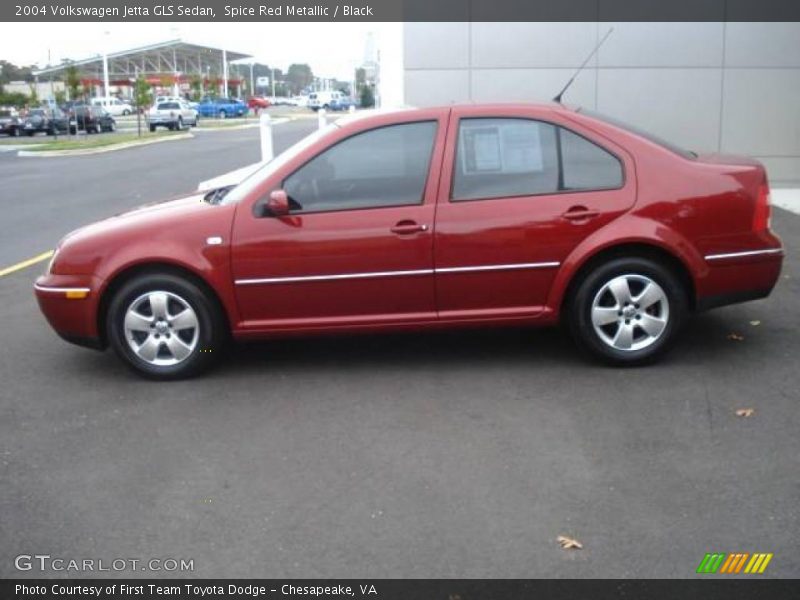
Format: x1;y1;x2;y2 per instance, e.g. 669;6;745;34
148;101;198;131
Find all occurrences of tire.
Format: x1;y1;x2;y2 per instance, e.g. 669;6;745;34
11;127;20;137
149;124;156;132
108;121;116;132
106;273;225;380
218;110;226;119
122;109;131;116
27;130;35;137
567;257;687;366
176;117;183;130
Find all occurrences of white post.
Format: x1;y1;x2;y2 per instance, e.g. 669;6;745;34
317;108;327;130
101;30;111;98
222;49;228;97
349;105;356;114
260;113;273;163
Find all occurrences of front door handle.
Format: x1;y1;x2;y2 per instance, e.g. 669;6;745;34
563;206;600;221
391;221;428;235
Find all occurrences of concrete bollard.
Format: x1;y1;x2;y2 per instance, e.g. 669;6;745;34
317;108;327;130
348;105;356;114
260;112;273;163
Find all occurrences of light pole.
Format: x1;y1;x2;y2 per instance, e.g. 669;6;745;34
102;30;110;98
249;62;255;98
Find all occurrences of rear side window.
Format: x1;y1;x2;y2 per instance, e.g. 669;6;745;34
284;121;437;213
452;118;622;201
560;128;623;190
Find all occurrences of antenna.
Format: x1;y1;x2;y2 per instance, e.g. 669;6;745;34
553;27;614;104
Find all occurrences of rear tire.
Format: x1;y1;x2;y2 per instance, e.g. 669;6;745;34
567;257;687;366
106;273;225;380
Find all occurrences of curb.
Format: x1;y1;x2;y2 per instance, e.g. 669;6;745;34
17;132;193;157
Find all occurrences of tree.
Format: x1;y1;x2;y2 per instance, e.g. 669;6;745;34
360;85;375;108
27;82;38;106
133;76;151;110
54;89;66;105
64;65;81;101
189;75;202;101
285;64;313;95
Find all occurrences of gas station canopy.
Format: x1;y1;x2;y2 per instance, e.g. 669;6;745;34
33;39;251;89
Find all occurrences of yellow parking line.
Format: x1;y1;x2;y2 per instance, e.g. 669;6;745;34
0;250;54;278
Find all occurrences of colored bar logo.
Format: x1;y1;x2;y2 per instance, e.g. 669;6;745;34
696;553;773;574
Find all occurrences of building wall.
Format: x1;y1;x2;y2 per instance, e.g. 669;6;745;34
404;22;800;183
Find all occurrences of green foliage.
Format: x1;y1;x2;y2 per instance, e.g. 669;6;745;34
0;90;29;108
360;85;375;108
64;65;82;100
133;77;151;108
189;74;202;101
285;64;313;94
27;83;38;106
0;60;35;84
54;89;66;105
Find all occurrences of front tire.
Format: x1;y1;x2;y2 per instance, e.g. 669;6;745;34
106;273;225;379
567;257;687;366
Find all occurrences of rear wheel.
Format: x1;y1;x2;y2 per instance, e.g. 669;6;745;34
218;110;226;119
567;257;687;366
176;117;184;130
11;127;20;137
106;273;225;379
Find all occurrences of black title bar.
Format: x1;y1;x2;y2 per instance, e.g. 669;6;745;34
4;0;800;22
3;580;800;600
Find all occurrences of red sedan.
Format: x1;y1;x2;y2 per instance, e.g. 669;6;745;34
35;104;783;379
247;96;270;110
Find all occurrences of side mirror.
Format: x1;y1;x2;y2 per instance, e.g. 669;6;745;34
267;189;290;216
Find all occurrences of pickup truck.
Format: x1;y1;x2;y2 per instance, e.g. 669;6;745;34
196;97;248;119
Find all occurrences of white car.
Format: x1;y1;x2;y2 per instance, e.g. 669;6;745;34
147;101;198;131
91;97;133;116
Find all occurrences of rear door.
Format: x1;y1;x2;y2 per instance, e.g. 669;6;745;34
433;105;636;319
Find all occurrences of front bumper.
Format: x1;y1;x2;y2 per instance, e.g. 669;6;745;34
34;273;106;350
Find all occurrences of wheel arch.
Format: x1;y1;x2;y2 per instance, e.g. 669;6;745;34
96;261;231;347
555;241;698;320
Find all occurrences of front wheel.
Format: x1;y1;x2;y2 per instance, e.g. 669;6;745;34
567;257;688;366
106;273;225;379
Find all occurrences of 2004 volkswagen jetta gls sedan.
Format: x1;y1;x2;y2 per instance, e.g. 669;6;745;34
35;103;784;379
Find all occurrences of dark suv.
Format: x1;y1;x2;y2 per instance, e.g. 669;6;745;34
0;109;22;137
72;105;117;133
21;108;75;136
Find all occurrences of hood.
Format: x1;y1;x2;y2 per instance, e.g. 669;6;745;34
63;193;210;244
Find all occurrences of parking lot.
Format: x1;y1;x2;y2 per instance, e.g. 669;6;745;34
0;121;798;578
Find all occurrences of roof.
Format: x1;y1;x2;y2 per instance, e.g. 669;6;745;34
33;39;251;77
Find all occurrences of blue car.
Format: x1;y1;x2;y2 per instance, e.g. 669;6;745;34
196;97;248;119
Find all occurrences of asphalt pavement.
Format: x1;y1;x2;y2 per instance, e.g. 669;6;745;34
0;122;798;578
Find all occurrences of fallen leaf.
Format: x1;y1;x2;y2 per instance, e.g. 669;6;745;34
736;408;755;418
557;535;583;550
727;333;745;341
749;320;761;326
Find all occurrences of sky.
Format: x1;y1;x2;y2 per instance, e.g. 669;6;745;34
0;22;401;81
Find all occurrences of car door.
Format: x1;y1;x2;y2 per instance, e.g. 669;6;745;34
231;109;449;330
433;106;636;320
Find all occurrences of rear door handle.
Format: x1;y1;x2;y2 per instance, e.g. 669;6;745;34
563;206;600;221
391;221;428;235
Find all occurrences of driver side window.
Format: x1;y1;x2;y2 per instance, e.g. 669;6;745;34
283;121;437;213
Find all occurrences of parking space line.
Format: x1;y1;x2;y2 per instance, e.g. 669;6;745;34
0;250;54;278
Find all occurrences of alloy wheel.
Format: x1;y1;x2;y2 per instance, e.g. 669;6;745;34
123;291;199;366
591;274;669;352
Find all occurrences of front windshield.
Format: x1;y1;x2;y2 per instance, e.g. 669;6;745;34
220;123;338;205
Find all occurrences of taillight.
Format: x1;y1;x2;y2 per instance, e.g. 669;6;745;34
753;182;771;232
